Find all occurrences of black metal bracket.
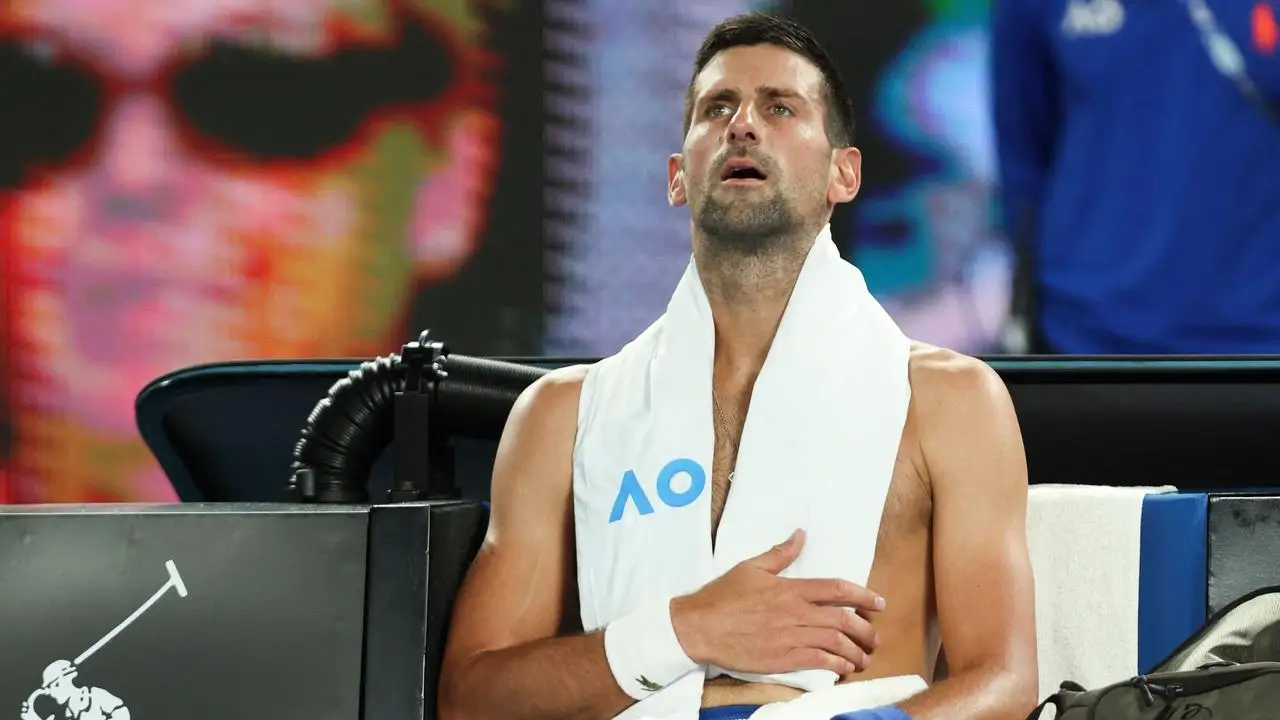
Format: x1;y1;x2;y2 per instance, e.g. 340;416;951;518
389;331;458;503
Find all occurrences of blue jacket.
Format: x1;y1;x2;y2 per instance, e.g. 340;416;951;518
993;0;1280;353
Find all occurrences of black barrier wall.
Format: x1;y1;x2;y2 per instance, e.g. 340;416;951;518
996;360;1280;489
0;501;487;720
138;357;1280;502
0;504;368;720
363;501;487;720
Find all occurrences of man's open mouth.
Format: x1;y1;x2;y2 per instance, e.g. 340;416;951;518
720;159;768;183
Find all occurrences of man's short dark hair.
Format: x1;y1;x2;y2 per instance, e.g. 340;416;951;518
682;13;856;148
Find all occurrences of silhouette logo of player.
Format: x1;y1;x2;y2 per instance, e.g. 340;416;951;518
19;560;188;720
20;661;128;720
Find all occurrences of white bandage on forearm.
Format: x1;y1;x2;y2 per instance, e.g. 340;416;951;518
603;598;700;699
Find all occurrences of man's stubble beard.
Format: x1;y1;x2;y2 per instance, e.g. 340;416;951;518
693;183;802;259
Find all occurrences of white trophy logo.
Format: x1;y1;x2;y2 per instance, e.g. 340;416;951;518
21;560;189;720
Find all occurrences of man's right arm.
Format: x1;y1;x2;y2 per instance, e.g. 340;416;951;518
436;366;637;720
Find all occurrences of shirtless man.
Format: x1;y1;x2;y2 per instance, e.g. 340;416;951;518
438;13;1038;720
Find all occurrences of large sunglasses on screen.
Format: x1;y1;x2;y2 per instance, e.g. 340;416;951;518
0;4;465;190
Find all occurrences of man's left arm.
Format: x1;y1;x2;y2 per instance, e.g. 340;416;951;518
895;357;1039;720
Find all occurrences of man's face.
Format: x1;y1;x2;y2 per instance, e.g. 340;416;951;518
673;44;838;251
48;675;75;703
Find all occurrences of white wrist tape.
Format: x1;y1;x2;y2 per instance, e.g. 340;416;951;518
603;598;700;699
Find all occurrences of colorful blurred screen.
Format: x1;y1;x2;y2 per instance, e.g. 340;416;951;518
0;0;1007;502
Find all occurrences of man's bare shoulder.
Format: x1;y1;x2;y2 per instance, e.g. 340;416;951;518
488;364;596;513
494;364;595;471
905;342;1023;488
537;363;593;388
510;364;592;424
907;341;1010;416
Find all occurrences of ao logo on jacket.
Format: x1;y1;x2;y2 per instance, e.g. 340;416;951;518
1062;0;1125;37
608;458;706;523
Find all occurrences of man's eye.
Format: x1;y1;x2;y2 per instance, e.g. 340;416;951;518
771;104;792;116
706;104;730;117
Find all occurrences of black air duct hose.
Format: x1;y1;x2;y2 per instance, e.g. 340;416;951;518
289;332;547;503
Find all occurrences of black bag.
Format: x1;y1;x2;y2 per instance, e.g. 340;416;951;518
1028;586;1280;719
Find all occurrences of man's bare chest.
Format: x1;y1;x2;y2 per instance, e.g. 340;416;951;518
710;391;747;537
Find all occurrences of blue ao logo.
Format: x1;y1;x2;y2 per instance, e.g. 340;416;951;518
608;458;706;523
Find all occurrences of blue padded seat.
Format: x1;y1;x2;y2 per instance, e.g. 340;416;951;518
1138;492;1208;672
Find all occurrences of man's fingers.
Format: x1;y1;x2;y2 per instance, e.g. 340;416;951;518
803;606;878;653
745;529;806;574
786;629;869;672
782;647;858;676
789;577;885;611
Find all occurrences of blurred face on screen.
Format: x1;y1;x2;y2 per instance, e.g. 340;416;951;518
671;44;846;253
0;0;499;500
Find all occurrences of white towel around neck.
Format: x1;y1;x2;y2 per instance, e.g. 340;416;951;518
572;225;913;720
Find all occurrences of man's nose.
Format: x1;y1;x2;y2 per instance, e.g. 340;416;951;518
726;104;761;145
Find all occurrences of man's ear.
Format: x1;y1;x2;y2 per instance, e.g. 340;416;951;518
668;154;688;207
827;146;862;204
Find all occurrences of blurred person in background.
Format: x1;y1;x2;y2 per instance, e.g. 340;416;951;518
0;0;500;502
853;0;1014;355
993;0;1280;354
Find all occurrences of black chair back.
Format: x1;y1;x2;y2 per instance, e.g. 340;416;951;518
137;356;1280;502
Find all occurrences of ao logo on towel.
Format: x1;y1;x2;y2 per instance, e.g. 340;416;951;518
609;458;706;523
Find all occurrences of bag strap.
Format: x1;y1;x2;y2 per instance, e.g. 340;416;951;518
1025;680;1090;720
1025;697;1059;720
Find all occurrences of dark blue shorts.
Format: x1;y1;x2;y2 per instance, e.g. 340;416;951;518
699;705;761;720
